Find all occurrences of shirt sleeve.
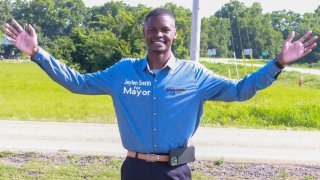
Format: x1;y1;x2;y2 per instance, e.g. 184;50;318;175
31;48;116;95
195;60;282;102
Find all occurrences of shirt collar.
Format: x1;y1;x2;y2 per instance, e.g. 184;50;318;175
141;53;178;71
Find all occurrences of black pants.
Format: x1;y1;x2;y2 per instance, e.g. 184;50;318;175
121;156;192;180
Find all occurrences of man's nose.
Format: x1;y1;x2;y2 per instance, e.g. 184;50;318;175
154;31;164;37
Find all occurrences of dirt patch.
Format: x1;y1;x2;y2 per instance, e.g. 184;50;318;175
190;160;320;179
0;152;71;166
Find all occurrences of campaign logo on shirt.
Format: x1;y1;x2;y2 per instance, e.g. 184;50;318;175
165;88;186;92
165;87;187;95
123;79;152;97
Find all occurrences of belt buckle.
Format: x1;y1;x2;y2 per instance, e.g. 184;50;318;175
146;154;160;162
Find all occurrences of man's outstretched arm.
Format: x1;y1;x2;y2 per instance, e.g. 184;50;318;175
197;30;318;101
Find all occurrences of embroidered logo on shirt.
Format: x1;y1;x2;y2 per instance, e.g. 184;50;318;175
123;79;151;97
165;88;186;92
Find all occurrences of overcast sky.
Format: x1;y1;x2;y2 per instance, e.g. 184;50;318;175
82;0;320;18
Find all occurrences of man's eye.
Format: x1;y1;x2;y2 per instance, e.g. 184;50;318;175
163;29;172;33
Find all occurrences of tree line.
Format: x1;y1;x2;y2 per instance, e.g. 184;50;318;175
0;0;319;72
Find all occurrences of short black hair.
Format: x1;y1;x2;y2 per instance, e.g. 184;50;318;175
144;8;176;23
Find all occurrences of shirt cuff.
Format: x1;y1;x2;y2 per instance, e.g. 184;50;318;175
261;59;283;79
31;47;50;63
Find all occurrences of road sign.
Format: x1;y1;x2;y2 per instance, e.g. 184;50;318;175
262;51;268;56
207;49;217;56
243;49;252;55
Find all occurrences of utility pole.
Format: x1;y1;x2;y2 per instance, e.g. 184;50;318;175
190;0;201;61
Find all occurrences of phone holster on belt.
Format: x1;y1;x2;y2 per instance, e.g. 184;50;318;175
169;145;195;166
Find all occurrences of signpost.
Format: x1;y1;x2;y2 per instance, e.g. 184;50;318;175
242;49;254;73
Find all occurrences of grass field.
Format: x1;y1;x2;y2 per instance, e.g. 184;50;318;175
1;60;320;129
0;61;116;123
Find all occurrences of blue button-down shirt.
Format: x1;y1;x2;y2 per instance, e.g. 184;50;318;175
32;48;282;153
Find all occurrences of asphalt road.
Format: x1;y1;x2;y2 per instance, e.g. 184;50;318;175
1;120;320;165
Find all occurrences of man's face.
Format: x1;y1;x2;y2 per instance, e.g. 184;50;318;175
143;15;176;54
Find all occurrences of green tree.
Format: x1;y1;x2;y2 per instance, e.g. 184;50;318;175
201;16;231;57
270;10;301;39
0;0;13;22
295;11;320;64
71;27;131;72
3;0;318;71
86;2;149;58
163;3;192;59
218;1;247;58
15;0;86;39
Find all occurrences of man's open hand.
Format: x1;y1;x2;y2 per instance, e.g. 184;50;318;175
3;19;38;57
277;30;318;66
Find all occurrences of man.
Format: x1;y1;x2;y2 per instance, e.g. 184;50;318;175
3;8;318;180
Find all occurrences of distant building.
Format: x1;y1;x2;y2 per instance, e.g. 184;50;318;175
1;36;15;59
1;36;13;46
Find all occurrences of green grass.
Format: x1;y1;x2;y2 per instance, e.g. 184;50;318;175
0;153;122;179
1;60;320;129
202;62;320;129
0;61;116;123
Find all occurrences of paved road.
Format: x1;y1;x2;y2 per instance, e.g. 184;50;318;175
1;120;320;165
202;58;320;75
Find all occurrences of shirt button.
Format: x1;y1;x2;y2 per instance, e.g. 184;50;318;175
154;128;157;131
155;79;157;82
154;113;156;116
154;144;157;148
154;97;157;100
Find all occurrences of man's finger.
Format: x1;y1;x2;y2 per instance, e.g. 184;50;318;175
307;43;317;51
4;27;17;39
298;30;312;43
12;19;24;33
286;31;295;43
28;24;36;38
301;43;317;58
303;36;318;48
3;34;16;45
4;23;19;37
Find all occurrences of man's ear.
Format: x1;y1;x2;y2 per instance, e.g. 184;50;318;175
173;28;177;39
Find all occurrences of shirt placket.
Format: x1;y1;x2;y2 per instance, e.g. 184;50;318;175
152;73;158;151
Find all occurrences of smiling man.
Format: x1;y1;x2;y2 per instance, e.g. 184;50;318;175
143;10;176;70
3;8;318;180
